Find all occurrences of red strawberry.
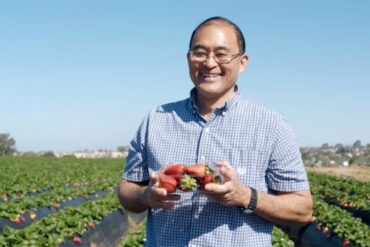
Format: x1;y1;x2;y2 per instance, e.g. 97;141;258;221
20;217;26;223
186;164;216;181
163;163;185;183
341;240;350;247
199;174;221;190
73;236;82;244
185;164;206;180
159;173;177;193
203;175;214;184
198;175;214;190
13;216;22;225
88;222;95;229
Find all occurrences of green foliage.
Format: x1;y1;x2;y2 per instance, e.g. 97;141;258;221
308;172;370;210
122;223;146;247
0;133;16;156
0;156;126;245
0;193;120;246
309;172;370;246
0;156;125;198
312;195;370;247
272;227;295;247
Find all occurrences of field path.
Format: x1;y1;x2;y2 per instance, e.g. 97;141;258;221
306;165;370;182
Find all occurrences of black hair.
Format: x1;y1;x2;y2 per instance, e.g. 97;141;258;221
189;16;246;53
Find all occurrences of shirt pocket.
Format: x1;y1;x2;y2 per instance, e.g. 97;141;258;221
228;148;269;190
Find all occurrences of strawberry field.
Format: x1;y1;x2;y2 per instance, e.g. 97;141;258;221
0;157;369;246
0;157;126;246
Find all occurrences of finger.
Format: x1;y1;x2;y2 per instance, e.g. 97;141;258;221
215;161;235;182
204;182;229;193
151;185;167;198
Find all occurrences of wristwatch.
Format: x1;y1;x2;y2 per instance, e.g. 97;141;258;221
240;187;258;214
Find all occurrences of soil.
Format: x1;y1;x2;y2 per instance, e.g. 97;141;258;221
305;165;370;182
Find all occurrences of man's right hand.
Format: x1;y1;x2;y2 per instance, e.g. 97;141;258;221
142;172;181;209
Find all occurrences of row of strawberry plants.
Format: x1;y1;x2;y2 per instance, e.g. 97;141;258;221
309;181;370;225
0;157;123;199
0;175;115;207
0;176;117;221
311;195;370;247
308;172;370;211
0;192;120;246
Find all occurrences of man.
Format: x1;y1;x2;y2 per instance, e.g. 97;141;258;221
118;16;312;247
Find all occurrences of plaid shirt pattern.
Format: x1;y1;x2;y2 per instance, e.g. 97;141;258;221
122;88;309;247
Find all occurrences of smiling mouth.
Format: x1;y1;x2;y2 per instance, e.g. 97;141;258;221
201;73;221;79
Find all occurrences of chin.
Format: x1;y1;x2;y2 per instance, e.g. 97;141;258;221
196;86;222;98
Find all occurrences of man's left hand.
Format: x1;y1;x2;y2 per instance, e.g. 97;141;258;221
203;161;251;207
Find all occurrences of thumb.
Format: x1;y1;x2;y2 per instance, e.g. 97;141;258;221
216;161;235;182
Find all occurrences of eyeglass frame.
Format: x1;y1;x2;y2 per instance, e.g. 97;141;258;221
187;50;244;64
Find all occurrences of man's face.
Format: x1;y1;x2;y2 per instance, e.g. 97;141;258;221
187;22;248;101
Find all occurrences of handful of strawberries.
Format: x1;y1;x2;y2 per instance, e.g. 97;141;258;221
158;163;221;193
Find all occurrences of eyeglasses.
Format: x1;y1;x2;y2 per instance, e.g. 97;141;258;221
188;50;244;64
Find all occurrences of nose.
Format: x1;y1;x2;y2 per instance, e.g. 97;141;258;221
204;55;218;68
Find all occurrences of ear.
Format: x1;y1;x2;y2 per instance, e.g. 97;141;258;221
186;52;192;65
239;54;249;73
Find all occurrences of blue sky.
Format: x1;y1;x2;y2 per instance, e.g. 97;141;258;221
1;1;369;152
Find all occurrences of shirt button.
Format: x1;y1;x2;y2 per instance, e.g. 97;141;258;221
205;127;210;133
190;244;196;247
200;156;206;162
222;111;226;116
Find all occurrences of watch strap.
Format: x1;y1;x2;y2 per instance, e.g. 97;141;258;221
240;187;258;214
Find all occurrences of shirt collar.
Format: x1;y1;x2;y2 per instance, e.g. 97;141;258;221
188;85;240;115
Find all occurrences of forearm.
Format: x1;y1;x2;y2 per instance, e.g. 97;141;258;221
252;189;313;225
118;179;149;213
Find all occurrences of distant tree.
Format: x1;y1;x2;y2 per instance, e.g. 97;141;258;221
0;133;17;156
23;151;36;157
321;143;329;149
334;143;343;149
353;140;362;148
41;151;56;157
117;146;129;152
334;143;346;155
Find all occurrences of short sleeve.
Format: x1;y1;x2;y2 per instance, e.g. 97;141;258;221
121;114;150;183
266;118;310;192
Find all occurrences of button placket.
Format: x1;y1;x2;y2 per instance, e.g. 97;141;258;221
197;124;211;164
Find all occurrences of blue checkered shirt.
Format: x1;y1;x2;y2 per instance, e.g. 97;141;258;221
122;88;309;247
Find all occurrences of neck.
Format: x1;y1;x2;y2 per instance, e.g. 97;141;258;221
195;90;236;120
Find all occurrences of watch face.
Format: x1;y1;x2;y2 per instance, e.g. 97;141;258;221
241;207;254;214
